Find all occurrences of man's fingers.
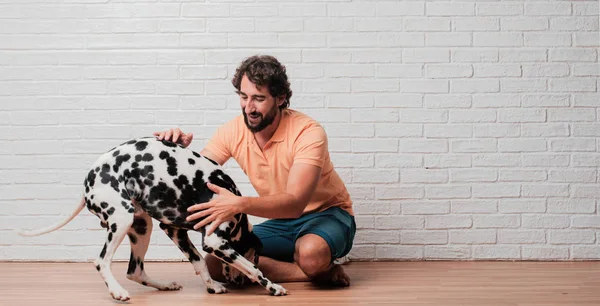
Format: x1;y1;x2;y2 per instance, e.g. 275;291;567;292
173;130;181;143
207;182;222;193
187;202;211;213
206;222;219;237
165;130;172;141
183;133;193;147
186;208;213;222
194;215;215;231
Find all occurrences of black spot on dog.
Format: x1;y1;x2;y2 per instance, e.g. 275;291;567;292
95;265;100;271
160;139;177;147
203;246;214;253
159;151;169;160
99;164;111;184
100;243;107;259
209;169;240;196
207;288;215;294
135;154;142;162
142;153;153;162
121;189;130;200
142;281;148;286
111;223;117;233
127;253;137;275
148;182;177;210
135;141;148;151
193;151;201;158
102;212;109;220
108;232;113;242
128;233;137;245
163;210;176;218
132;162;139;168
188;158;195;165
230;252;238;260
101;202;108;209
214;250;225;258
128;207;135;214
107;207;115;215
204;156;219;166
189;251;200;262
113;154;131;172
141;165;154;177
87;170;96;187
132;217;147;235
112;150;120;157
166;156;177;176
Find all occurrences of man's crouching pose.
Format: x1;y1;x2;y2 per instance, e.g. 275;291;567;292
156;54;356;287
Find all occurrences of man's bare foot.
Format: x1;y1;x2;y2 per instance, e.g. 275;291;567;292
313;264;350;287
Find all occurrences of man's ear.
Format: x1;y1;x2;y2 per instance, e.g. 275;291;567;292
276;95;285;107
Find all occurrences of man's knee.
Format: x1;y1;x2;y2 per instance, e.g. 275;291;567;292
294;234;332;278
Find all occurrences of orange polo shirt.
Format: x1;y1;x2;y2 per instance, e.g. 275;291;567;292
203;109;354;217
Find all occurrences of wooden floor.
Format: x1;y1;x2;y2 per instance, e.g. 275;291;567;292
1;261;600;305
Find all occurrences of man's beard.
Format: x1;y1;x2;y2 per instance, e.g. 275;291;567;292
243;105;278;133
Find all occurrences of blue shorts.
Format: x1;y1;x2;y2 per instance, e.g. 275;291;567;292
252;206;356;263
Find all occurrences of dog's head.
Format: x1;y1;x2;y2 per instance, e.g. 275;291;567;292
225;215;263;286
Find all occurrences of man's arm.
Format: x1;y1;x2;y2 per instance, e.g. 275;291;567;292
240;162;322;219
186;161;322;232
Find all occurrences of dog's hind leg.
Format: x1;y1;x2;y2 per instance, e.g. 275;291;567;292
203;233;289;296
93;191;134;302
125;213;183;291
159;223;228;294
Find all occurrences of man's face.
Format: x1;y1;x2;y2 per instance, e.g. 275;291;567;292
238;74;279;133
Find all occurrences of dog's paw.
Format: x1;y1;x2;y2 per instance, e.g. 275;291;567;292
159;281;183;291
206;281;228;294
268;283;289;296
110;288;131;301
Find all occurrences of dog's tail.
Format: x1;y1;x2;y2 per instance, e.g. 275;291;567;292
17;197;86;237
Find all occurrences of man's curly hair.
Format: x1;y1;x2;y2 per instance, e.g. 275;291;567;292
232;55;292;110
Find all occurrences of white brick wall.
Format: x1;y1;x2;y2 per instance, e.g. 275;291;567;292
0;0;598;262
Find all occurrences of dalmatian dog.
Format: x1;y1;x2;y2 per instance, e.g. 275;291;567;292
18;137;288;301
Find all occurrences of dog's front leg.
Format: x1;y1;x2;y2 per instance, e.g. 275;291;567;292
159;223;228;294
203;234;289;296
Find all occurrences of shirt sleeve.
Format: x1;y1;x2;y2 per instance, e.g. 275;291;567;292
203;120;236;166
292;124;328;168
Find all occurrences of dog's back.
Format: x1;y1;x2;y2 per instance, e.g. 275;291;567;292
84;137;240;231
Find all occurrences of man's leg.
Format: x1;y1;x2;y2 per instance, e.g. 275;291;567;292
206;207;355;286
205;241;348;286
294;233;350;286
205;253;310;283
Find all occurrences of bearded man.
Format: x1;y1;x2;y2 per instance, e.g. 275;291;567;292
155;55;356;287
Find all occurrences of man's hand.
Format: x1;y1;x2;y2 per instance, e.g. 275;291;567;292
186;183;244;236
153;128;194;148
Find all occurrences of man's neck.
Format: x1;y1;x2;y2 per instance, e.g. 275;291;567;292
253;110;283;149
